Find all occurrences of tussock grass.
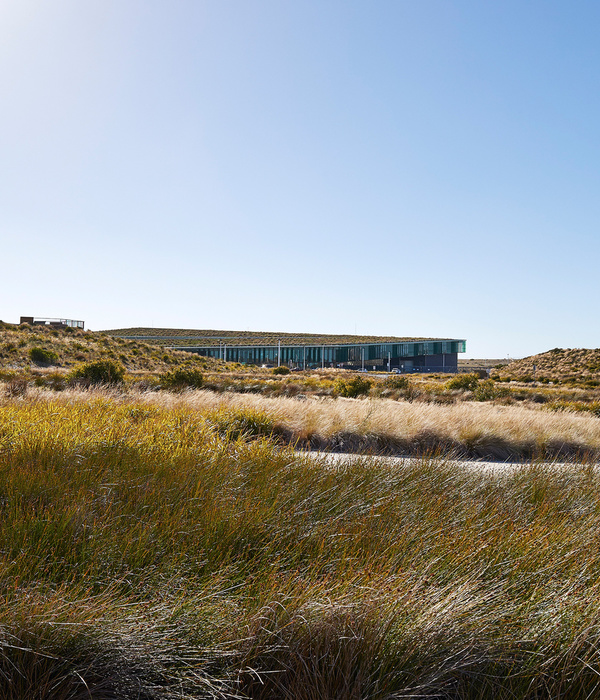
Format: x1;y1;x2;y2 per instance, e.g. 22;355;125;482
1;392;600;696
127;389;600;461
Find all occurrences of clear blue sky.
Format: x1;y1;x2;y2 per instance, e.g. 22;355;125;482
1;1;599;358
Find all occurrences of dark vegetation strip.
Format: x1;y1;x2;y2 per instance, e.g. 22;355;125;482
283;426;599;463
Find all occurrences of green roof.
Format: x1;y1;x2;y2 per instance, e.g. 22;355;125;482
101;327;464;349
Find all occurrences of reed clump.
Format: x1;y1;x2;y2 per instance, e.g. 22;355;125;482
1;392;600;697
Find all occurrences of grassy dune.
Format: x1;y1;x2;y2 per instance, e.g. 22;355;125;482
1;391;600;697
495;347;600;384
0;321;220;373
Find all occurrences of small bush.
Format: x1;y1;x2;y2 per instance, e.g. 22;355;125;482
159;367;204;390
272;366;291;375
33;372;66;391
445;373;479;391
383;375;410;390
29;347;59;365
472;380;509;402
69;360;125;385
4;378;28;398
208;407;276;440
334;376;373;398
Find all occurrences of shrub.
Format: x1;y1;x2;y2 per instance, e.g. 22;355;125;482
334;376;373;398
272;366;291;375
28;347;59;365
207;407;275;440
472;379;509;402
69;360;125;385
33;372;66;391
445;373;479;391
546;400;600;416
159;366;204;390
383;375;410;390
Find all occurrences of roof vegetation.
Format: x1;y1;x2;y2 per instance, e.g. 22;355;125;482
102;327;461;348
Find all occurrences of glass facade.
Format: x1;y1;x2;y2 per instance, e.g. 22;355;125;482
183;339;466;370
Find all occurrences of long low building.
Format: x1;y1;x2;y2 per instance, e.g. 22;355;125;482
105;328;466;372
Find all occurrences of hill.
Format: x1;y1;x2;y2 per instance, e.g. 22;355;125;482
492;348;600;384
0;321;218;373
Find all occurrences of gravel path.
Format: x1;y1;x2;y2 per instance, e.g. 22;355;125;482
297;450;583;473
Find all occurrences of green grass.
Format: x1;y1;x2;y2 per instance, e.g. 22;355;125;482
2;393;600;697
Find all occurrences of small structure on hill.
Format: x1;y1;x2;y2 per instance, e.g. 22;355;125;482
20;316;84;330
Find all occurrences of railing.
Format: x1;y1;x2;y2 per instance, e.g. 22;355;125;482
20;316;84;329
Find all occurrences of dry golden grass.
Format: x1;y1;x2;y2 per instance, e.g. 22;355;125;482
165;391;600;459
23;385;600;461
